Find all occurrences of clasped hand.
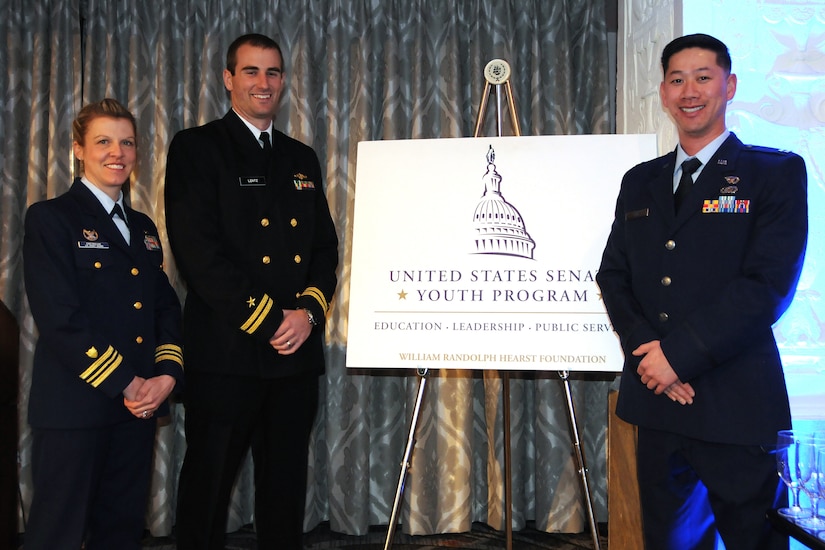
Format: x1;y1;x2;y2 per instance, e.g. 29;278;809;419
123;374;176;418
269;309;312;355
633;340;695;405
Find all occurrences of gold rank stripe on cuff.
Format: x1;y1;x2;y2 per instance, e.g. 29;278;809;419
80;345;123;388
155;344;184;367
240;293;274;334
301;287;329;313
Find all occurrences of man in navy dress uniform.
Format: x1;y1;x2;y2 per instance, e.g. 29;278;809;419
165;34;339;549
597;34;807;549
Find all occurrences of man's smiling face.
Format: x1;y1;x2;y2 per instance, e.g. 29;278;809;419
660;47;737;153
223;43;285;131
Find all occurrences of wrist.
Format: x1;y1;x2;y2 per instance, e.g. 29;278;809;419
299;307;319;326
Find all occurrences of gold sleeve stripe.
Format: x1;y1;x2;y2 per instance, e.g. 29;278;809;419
301;287;329;313
155;344;183;367
79;345;117;380
90;356;123;387
240;294;273;334
79;346;123;388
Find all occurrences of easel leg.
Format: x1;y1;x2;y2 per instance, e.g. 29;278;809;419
559;370;602;550
384;367;429;550
473;62;519;548
503;372;513;550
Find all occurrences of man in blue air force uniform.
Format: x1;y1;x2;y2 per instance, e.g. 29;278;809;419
597;34;807;549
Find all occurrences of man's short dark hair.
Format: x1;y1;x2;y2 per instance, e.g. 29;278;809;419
226;33;284;75
661;33;731;75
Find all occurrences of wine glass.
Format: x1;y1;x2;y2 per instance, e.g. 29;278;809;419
776;430;812;520
795;435;824;530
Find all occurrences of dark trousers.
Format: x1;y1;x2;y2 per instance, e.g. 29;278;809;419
0;401;16;550
0;299;18;550
25;420;156;550
175;371;319;550
637;427;788;550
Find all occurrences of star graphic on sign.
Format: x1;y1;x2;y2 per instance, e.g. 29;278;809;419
398;289;407;300
247;297;256;308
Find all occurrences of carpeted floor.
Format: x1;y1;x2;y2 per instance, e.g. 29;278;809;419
141;521;608;549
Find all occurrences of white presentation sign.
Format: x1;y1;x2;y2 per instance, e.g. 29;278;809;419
346;134;657;371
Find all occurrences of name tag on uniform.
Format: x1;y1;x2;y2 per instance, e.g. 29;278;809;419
625;208;649;221
239;176;266;187
78;241;110;249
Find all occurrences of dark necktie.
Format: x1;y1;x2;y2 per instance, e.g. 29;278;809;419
110;203;130;243
674;157;702;213
260;131;272;153
110;203;128;226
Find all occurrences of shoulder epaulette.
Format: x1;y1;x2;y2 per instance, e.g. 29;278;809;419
743;144;793;155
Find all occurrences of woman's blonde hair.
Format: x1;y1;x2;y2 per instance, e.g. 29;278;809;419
72;98;136;146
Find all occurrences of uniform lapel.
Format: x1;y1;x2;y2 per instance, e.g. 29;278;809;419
125;207;147;255
223;111;271;181
103;212;131;253
221;111;286;230
264;129;290;217
70;181;132;253
648;152;678;221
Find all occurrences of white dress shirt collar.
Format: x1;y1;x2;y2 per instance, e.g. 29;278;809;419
233;109;273;147
80;177;124;215
673;130;730;190
81;177;129;242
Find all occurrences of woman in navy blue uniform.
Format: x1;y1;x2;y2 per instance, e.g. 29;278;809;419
23;99;184;549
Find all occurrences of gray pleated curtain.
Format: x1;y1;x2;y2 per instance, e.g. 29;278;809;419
1;0;613;538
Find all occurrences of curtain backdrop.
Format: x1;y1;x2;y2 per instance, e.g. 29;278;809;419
1;0;613;538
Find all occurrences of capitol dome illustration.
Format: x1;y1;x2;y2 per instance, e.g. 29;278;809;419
472;145;535;258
